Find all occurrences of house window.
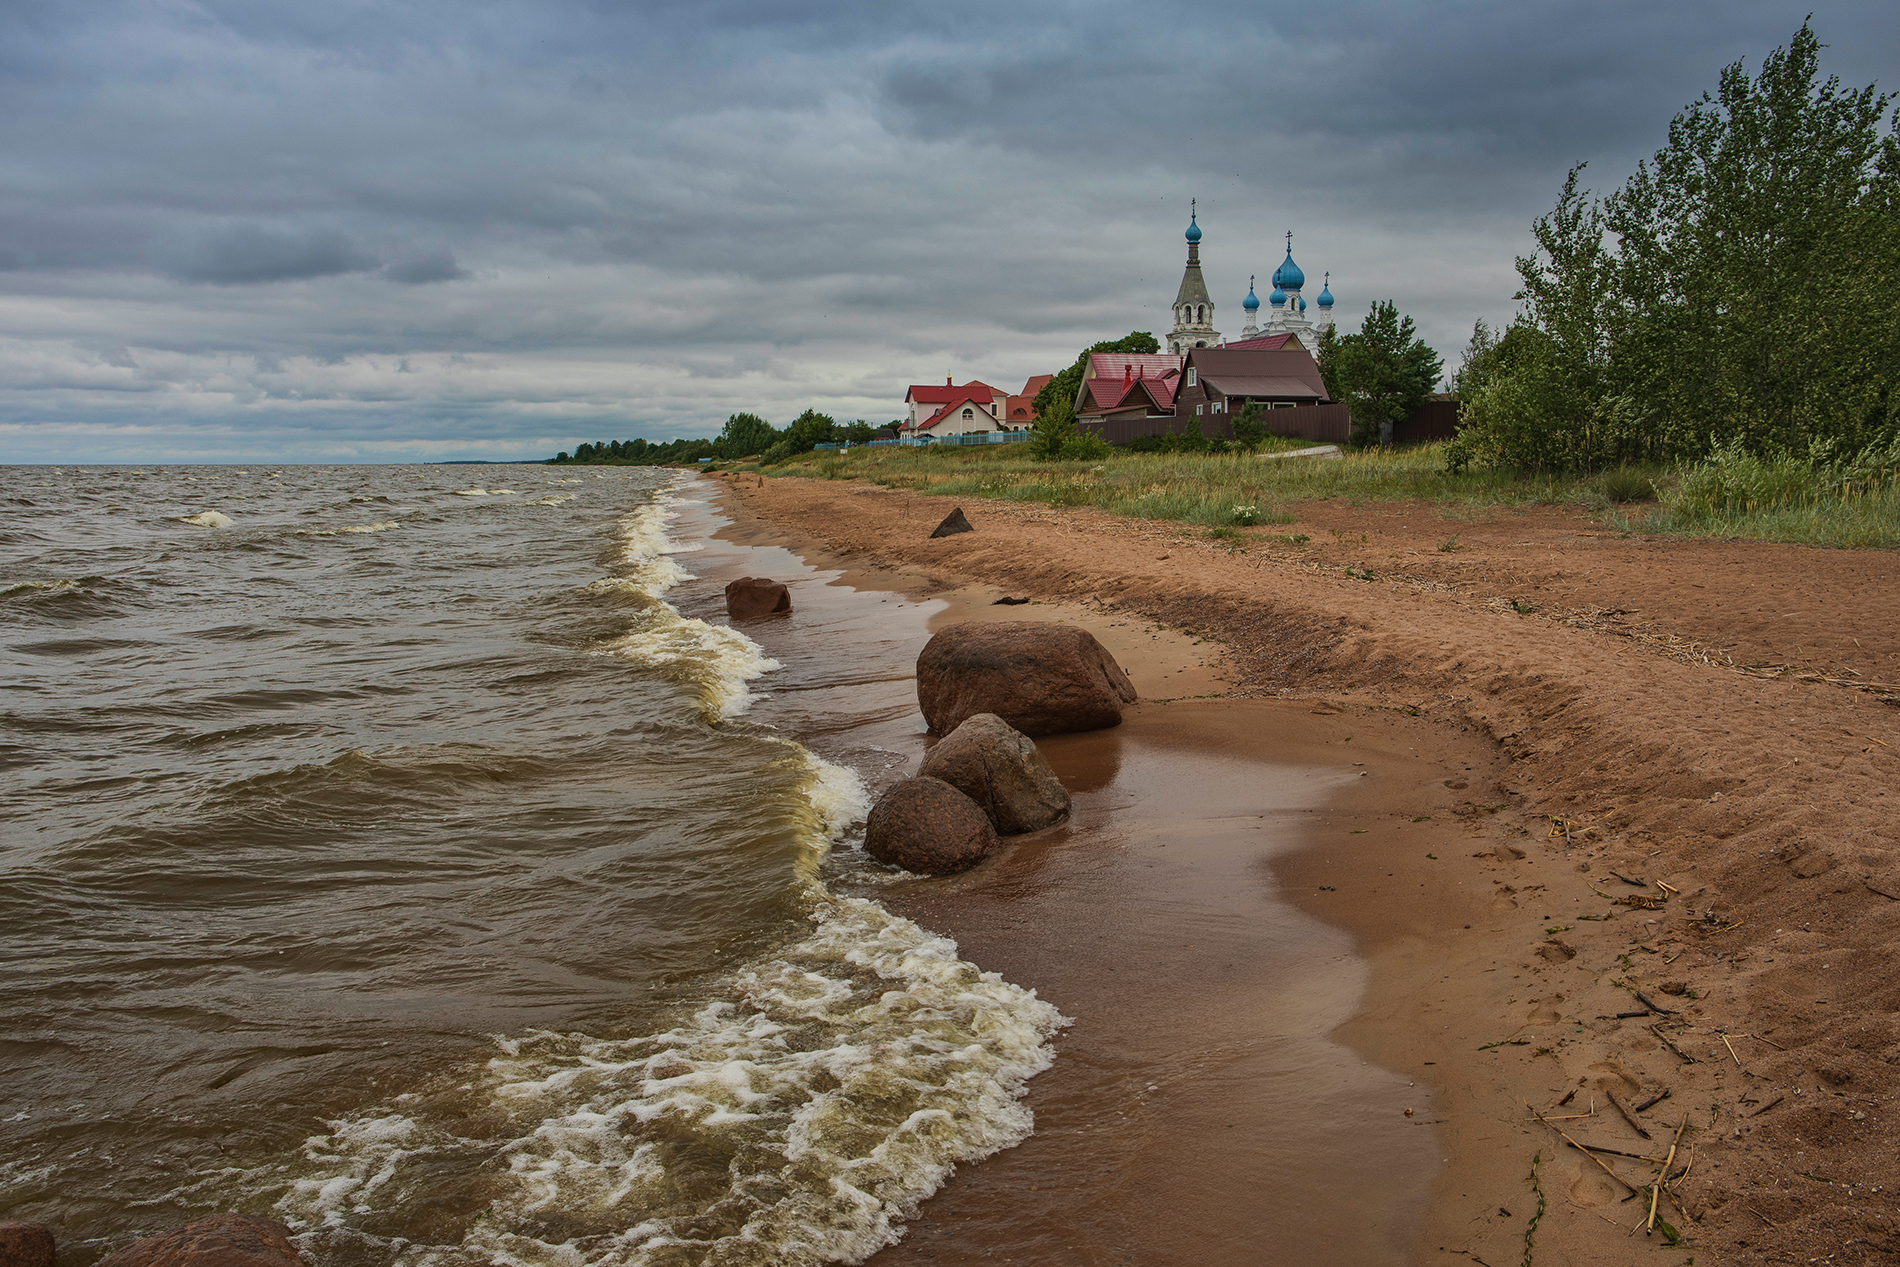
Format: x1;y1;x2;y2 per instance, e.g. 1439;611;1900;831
961;408;973;419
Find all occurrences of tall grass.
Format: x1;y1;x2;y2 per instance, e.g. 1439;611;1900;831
1616;438;1900;547
753;441;1639;528
748;437;1897;548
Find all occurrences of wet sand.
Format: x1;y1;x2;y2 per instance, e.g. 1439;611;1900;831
711;487;1506;1263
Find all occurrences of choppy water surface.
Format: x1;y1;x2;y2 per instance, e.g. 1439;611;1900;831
0;465;1060;1266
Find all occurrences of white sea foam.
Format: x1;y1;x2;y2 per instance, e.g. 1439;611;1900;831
590;497;775;718
279;747;1063;1267
295;522;402;537
454;488;518;497
528;494;577;506
269;486;1066;1265
179;511;234;528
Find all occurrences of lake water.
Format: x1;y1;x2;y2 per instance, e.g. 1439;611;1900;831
0;465;1061;1266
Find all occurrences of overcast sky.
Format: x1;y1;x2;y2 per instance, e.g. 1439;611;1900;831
2;1;1894;463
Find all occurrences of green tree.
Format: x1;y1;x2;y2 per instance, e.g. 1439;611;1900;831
1027;394;1079;458
1231;400;1267;451
1031;331;1161;419
1449;318;1499;401
1603;20;1899;455
846;420;875;443
716;412;778;459
1456;21;1900;472
1323;301;1443;446
784;409;837;454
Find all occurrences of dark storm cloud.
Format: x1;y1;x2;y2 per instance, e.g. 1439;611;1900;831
1;0;1894;461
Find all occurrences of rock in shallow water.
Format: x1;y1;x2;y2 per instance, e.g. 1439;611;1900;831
95;1215;303;1267
863;776;1000;874
919;712;1069;835
724;576;791;620
916;620;1136;736
0;1223;55;1267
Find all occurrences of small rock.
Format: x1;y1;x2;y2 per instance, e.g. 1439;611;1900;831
0;1223;55;1267
1495;843;1527;861
1658;980;1688;996
916;621;1136;736
919;713;1070;835
991;596;1030;606
929;507;975;538
863;776;1001;875
724;576;791;621
96;1215;303;1267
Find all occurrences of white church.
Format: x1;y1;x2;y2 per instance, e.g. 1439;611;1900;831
1166;202;1336;355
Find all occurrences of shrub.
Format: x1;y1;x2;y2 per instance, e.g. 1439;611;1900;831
1598;467;1658;503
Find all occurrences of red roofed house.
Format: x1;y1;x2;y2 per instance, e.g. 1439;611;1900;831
1074;352;1185;430
903;374;1055;438
1004;374;1054;425
902;378;1008;438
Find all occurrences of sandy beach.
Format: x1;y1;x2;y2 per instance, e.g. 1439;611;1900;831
710;469;1900;1265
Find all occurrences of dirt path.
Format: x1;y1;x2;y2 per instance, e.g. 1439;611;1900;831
711;471;1900;1265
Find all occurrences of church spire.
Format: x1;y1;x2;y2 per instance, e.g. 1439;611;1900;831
1169;199;1219;353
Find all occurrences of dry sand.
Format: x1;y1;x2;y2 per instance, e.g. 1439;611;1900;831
709;470;1900;1265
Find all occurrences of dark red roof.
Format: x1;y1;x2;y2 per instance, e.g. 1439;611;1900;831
1019;373;1054;397
906;380;1003;405
1221;333;1297;351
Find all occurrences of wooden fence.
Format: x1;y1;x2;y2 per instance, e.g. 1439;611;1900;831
1083;399;1459;448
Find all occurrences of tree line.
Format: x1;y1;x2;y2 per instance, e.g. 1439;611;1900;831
550;411;892;465
1447;21;1899;472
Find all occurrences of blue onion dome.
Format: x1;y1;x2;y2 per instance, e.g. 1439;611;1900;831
1317;272;1334;308
1185;208;1202;243
1242;276;1259;311
1298;296;1307;313
1274;243;1305;291
1269;286;1287;306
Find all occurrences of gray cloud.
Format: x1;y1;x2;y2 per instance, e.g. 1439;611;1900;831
0;0;1895;461
383;246;469;285
164;224;380;284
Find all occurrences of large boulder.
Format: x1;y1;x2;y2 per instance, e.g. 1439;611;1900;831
863;776;1000;875
0;1224;54;1267
919;713;1070;835
725;576;791;620
96;1216;303;1267
916;621;1136;736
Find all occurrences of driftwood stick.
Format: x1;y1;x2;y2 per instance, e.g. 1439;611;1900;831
1747;1095;1785;1118
1633;990;1677;1015
1647;1120;1688;1235
1606;1089;1653;1140
1610;870;1648;886
1541;1119;1642;1195
1721;1033;1744;1068
1632;1088;1672;1113
1651;1023;1696;1063
1556;1087;1577;1108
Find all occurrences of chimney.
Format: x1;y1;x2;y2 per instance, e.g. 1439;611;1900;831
946;374;953;386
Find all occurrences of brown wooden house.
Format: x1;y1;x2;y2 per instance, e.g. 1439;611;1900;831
1170;346;1331;437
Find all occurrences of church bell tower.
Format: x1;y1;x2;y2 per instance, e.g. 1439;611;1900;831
1168;200;1221;354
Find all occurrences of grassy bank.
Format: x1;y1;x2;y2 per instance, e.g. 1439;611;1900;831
745;441;1661;528
736;441;1897;548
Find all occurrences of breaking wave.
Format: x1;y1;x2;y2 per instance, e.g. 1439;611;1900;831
270;484;1065;1266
